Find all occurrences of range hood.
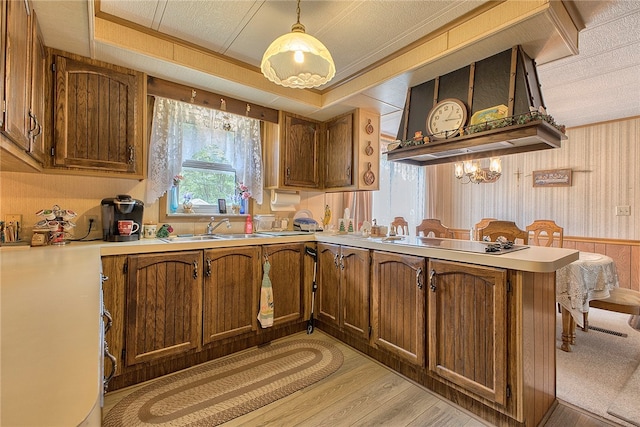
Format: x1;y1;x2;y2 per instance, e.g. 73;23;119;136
387;120;566;166
390;47;567;166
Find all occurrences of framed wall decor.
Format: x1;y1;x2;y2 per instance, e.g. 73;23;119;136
532;168;572;187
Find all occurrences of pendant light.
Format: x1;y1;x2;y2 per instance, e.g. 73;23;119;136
260;0;336;89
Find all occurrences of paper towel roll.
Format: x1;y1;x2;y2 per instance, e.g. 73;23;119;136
270;190;300;211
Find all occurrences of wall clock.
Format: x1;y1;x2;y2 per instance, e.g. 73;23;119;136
426;98;468;139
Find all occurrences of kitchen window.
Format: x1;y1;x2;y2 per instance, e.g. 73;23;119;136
146;97;263;217
372;139;425;230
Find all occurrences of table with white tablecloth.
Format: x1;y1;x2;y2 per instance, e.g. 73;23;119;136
556;251;620;351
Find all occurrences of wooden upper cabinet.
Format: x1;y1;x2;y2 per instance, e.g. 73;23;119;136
324;113;353;189
0;0;5;130
2;0;31;151
264;109;380;192
28;9;45;163
427;259;508;406
125;251;203;366
51;52;145;177
282;112;320;188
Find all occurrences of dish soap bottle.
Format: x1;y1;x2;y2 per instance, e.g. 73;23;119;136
245;215;253;234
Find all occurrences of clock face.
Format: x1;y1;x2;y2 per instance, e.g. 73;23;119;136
426;99;467;139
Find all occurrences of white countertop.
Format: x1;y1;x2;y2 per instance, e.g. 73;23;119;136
317;234;579;273
1;244;103;427
0;232;578;426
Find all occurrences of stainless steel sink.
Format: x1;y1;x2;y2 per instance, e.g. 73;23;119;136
213;233;264;239
162;234;223;242
162;233;265;242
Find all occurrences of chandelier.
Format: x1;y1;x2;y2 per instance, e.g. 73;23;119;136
454;158;502;184
260;0;336;89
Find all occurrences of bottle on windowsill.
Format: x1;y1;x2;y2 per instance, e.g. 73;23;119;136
245;215;253;234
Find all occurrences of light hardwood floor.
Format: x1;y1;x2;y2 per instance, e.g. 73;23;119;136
103;331;621;426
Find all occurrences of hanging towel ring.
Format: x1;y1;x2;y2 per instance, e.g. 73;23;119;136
189;89;197;103
220;98;227;111
246;104;251;116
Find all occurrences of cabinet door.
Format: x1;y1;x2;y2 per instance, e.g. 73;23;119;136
371;251;426;366
0;0;5;129
283;113;319;188
317;243;341;326
2;0;30;149
427;259;508;406
324;113;353;189
28;10;45;163
341;245;370;339
101;255;128;379
53;54;142;174
202;246;261;344
126;251;202;365
264;243;305;325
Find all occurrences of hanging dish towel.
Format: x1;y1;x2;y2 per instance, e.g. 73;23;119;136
257;260;274;328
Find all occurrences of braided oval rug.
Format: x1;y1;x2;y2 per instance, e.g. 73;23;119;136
103;339;343;427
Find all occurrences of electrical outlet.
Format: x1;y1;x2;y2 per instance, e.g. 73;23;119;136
616;206;631;216
86;215;99;231
4;214;22;224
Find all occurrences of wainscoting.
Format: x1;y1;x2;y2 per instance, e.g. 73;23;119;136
562;237;640;292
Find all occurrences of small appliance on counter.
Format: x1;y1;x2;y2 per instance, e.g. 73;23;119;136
101;194;144;241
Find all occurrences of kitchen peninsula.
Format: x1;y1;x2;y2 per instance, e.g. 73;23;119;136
0;233;578;427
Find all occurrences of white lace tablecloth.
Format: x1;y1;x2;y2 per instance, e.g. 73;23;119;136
556;251;619;327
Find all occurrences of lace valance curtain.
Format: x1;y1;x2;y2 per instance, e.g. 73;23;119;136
145;97;263;205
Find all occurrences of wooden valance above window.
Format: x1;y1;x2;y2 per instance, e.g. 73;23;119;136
147;76;279;124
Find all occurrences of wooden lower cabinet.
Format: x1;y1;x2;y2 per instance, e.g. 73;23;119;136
126;251;203;365
202;246;261;344
101;255;127;379
427;259;508;405
317;243;370;340
263;243;305;325
371;250;425;366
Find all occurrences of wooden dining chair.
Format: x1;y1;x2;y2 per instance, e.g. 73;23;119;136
416;219;451;238
526;220;564;247
473;218;497;241
477;220;529;244
390;216;409;235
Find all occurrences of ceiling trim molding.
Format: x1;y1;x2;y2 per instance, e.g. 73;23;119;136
92;16;324;109
91;0;578;117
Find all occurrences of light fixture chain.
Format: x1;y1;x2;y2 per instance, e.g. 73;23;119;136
296;0;301;25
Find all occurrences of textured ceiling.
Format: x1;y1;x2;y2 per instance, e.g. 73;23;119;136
31;1;640;136
536;0;640;128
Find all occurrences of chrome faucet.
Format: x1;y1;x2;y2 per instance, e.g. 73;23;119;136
206;217;231;234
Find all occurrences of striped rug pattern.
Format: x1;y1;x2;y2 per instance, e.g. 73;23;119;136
103;339;343;426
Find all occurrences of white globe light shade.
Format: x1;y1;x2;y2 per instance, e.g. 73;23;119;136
261;25;336;89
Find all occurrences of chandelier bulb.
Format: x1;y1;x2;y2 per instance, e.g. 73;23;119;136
455;157;502;184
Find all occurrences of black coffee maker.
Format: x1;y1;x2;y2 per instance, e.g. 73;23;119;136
101;194;144;241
